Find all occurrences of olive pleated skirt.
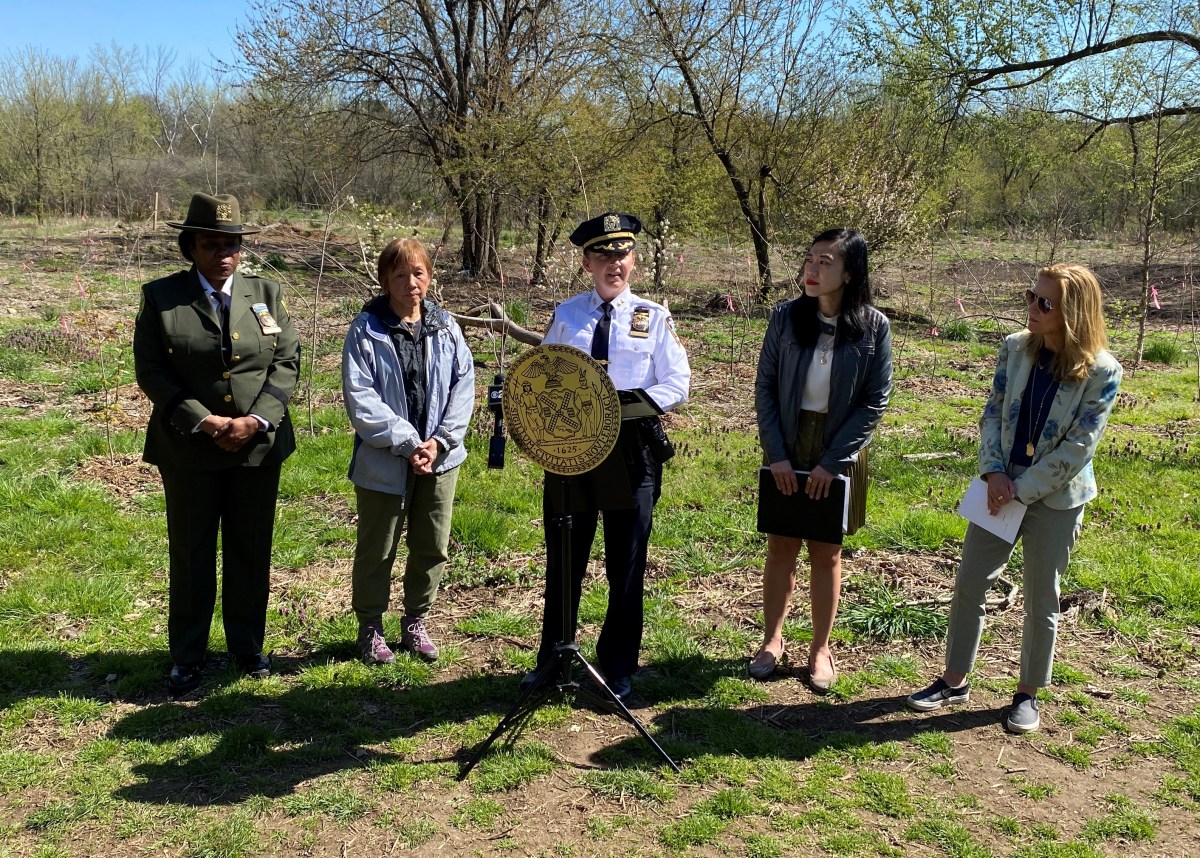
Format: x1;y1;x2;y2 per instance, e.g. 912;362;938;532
788;410;869;538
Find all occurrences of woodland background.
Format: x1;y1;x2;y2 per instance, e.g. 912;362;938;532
3;0;1198;343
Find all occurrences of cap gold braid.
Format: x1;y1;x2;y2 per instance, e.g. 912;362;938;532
582;231;635;250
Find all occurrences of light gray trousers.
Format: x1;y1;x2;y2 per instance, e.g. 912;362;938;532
945;497;1085;688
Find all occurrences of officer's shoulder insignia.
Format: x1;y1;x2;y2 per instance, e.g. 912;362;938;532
666;314;682;344
630;305;651;338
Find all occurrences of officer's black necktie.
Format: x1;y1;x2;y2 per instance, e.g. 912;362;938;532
218;292;232;362
591;301;612;363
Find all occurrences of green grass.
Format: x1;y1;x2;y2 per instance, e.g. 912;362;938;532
581;769;677;803
840;583;946;640
1015;779;1060;800
659;812;727;849
905;817;991;858
854;770;915;818
452;797;506;829
2;243;1199;856
1079;794;1156;842
455;608;537;638
471;742;558;793
1142;338;1186;365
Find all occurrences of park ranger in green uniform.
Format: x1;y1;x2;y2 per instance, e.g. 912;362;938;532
133;192;300;696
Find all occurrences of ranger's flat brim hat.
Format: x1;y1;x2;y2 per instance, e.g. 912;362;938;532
167;192;260;235
570;212;641;253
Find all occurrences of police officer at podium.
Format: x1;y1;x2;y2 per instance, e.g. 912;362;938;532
523;212;691;701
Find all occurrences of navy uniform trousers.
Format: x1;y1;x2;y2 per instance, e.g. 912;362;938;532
536;429;661;685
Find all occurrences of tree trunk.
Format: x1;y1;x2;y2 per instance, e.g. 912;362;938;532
532;189;553;286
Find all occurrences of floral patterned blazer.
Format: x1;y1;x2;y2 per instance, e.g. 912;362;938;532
979;331;1122;510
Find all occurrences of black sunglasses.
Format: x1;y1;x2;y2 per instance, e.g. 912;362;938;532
1024;289;1054;312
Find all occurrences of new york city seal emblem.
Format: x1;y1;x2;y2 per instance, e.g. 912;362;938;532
502;344;621;476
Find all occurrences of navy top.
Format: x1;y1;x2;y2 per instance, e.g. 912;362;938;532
1010;348;1060;467
367;298;428;437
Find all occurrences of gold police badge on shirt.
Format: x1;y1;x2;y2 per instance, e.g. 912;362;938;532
251;302;282;334
630;306;651;338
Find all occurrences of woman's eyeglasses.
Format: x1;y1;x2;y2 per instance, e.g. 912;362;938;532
1024;289;1054;312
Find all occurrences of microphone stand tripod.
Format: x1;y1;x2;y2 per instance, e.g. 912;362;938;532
457;477;680;780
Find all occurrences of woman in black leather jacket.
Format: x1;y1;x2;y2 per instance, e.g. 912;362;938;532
750;228;892;691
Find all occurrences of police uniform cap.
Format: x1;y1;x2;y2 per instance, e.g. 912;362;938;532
167;192;261;235
570;212;641;253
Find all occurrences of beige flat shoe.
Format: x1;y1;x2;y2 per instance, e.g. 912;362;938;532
807;651;837;694
748;646;782;680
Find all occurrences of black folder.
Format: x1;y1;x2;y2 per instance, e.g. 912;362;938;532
618;388;663;418
756;467;848;544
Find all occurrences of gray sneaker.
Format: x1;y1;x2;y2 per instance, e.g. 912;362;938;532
400;615;439;662
1006;693;1040;734
358;622;395;665
905;678;970;712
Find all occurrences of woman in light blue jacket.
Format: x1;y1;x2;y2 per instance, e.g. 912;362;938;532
342;238;475;664
906;263;1122;734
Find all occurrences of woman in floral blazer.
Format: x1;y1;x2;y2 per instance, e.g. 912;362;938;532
906;263;1122;734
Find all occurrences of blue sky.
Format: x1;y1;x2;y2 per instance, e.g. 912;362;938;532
1;0;252;73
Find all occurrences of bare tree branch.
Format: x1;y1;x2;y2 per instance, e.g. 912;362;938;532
964;29;1200;89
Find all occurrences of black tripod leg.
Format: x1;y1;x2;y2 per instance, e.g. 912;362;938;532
569;651;680;773
461;475;679;780
457;663;557;780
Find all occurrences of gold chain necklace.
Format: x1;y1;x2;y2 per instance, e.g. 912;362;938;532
1026;356;1056;457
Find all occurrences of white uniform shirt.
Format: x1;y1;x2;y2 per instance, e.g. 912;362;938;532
544;288;690;412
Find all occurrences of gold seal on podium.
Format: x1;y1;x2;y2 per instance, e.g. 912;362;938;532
502;344;621;476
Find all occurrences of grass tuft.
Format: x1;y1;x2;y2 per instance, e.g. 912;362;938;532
1142;339;1184;365
659;812;726;849
855;770;915;818
581;769;676;803
1079;794;1156;842
840;583;946;640
455;608;537;638
471;742;558;793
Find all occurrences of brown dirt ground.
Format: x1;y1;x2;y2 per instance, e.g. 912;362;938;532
2;226;1199;856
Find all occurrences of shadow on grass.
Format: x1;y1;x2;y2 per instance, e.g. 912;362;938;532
589;655;1007;768
1;646;1003;806
598;698;1008;769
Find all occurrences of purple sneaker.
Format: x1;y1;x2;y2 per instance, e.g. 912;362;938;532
358;622;395;665
400;615;439;662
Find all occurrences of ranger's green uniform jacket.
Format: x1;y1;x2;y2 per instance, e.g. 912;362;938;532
134;268;300;469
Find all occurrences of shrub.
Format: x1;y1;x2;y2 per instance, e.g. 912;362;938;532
1142;339;1184;365
941;318;977;342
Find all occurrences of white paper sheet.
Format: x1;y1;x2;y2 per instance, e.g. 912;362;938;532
957;477;1027;543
